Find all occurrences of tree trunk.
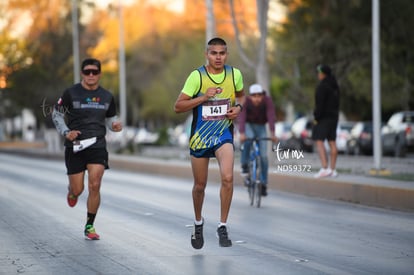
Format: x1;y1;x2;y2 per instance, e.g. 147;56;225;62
229;0;270;92
255;0;270;93
205;0;216;44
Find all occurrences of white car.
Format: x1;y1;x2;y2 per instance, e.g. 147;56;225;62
381;111;414;157
134;128;159;145
336;121;355;153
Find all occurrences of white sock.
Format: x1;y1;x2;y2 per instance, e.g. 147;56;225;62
218;222;227;228
195;219;203;225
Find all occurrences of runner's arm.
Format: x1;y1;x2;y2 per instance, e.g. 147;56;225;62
106;116;122;132
52;108;69;136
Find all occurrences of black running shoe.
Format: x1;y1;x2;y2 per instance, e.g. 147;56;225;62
191;221;204;249
261;185;268;196
217;225;232;247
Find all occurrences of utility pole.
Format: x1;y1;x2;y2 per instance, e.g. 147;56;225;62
118;0;127;128
71;0;80;84
371;0;385;174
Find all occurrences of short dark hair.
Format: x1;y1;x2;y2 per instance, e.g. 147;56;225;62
206;37;227;50
317;64;331;75
81;58;101;71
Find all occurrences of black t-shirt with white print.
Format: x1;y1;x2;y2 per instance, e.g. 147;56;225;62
56;83;117;148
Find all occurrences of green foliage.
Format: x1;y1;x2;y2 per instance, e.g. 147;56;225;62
2;0;97;125
155;126;170;146
127;32;205;125
274;0;414;120
269;76;291;104
3;0;413;131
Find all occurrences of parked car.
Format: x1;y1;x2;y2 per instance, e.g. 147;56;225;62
106;126;137;144
288;116;314;152
274;121;292;150
381;111;414;157
133;128;159;145
346;121;374;155
168;114;193;148
335;121;355;153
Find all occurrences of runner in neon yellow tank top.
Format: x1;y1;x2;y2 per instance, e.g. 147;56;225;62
174;37;245;249
182;64;243;151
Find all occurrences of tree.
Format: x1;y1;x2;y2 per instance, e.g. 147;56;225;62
3;0;100;124
273;0;414;120
86;0;259;127
2;0;262;130
229;0;270;90
205;0;216;42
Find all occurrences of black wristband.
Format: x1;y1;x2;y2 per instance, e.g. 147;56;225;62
235;104;243;111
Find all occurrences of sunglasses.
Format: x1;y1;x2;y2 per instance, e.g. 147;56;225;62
82;69;100;75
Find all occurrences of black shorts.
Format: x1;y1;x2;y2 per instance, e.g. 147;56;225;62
65;147;109;175
312;119;338;141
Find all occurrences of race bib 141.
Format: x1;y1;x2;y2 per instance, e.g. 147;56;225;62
201;98;230;121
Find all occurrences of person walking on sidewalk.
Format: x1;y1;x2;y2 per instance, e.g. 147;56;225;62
52;58;122;240
174;37;245;249
312;64;340;178
238;83;278;196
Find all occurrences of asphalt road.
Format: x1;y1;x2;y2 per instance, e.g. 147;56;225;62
1;153;414;275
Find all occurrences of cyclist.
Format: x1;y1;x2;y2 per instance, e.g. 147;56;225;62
238;84;277;196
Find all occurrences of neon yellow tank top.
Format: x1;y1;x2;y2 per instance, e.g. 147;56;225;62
189;65;236;151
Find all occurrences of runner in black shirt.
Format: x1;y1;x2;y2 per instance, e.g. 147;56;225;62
52;58;122;240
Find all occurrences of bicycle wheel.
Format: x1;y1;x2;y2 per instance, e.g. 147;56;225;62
255;182;262;208
246;174;253;205
249;179;255;206
249;160;256;206
254;155;262;208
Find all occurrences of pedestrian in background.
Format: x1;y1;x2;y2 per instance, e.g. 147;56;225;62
174;37;245;249
312;64;340;178
52;58;122;240
238;83;278;196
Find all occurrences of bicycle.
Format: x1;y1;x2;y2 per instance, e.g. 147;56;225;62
241;138;273;208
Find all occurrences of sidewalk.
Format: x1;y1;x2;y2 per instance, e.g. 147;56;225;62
108;153;414;212
1;141;413;212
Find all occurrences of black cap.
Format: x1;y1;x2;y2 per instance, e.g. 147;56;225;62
317;64;331;75
81;58;101;71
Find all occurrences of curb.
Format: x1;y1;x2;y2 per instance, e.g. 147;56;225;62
269;173;414;212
